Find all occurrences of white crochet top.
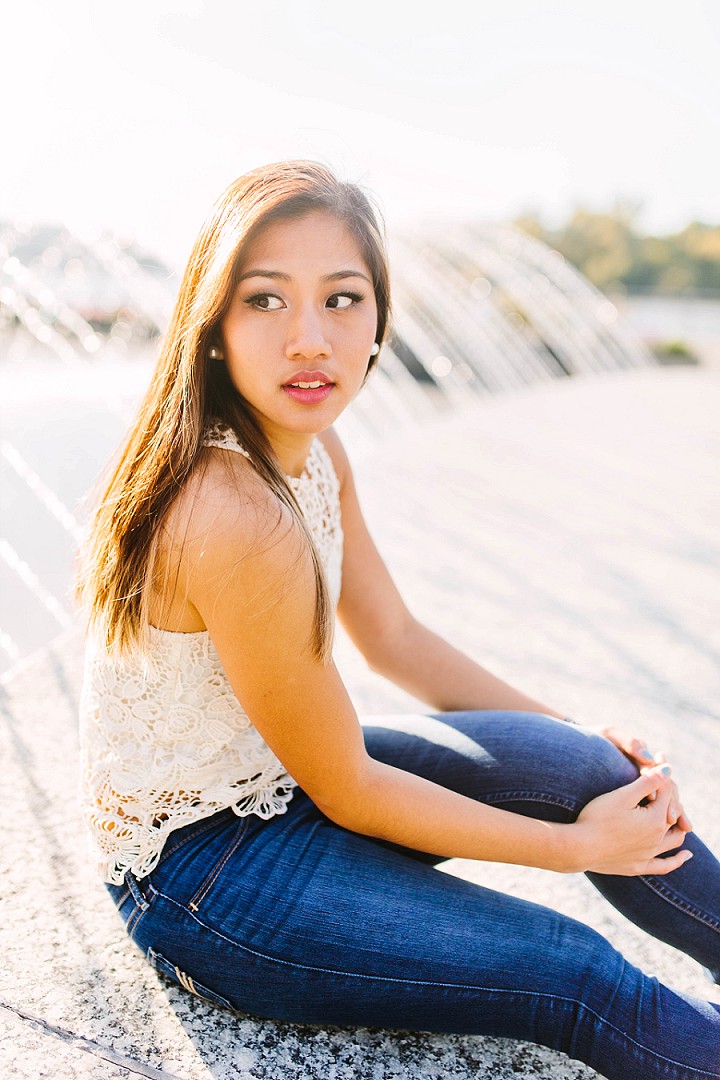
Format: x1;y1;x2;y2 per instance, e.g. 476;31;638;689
79;424;344;885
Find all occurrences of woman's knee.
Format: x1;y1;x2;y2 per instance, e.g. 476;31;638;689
570;727;639;807
470;712;640;817
363;711;639;817
496;713;640;809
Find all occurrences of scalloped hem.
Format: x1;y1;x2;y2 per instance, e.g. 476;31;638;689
93;780;298;886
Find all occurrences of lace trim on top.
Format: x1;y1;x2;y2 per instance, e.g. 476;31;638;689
79;423;343;884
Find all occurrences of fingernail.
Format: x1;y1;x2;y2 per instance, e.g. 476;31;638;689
658;764;672;776
683;851;694;862
639;748;654;762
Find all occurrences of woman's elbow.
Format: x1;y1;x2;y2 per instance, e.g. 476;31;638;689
359;616;418;678
308;758;378;833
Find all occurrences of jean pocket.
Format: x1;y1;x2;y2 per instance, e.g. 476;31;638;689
148;947;236;1013
185;816;249;914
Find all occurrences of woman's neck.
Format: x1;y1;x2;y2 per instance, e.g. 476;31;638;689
265;428;317;479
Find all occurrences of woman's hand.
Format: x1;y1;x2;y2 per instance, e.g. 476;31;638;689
571;765;694;876
588;722;658;769
588;723;693;833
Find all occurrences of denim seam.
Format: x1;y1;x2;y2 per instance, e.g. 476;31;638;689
126;904;146;939
125;873;153;937
151;887;718;1078
187;818;249;913
126;873;150;909
639;875;720;934
148;946;236;1012
112;887;131;910
155;813;232;867
483;791;579;812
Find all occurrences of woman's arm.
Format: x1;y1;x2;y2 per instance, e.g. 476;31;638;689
185;463;690;878
325;430;564;716
326;430;690;802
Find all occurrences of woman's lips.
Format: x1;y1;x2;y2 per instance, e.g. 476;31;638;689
282;371;334;405
282;382;334;404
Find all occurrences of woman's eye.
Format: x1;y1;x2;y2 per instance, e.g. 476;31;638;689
245;294;284;311
326;291;363;310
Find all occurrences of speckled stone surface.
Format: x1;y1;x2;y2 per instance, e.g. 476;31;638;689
1;367;718;1078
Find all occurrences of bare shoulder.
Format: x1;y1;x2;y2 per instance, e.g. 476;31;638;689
162;447;301;576
150;445;314;633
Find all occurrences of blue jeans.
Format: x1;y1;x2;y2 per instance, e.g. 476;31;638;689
106;712;720;1079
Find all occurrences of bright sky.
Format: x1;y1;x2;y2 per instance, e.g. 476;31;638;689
2;0;719;267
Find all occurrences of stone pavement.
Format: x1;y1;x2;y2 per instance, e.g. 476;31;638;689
1;367;719;1079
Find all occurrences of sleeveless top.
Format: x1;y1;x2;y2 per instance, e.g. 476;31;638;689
79;423;344;885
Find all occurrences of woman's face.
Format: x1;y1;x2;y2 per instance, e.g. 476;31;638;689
219;210;378;444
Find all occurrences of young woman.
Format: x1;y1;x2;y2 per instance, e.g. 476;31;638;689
78;161;720;1080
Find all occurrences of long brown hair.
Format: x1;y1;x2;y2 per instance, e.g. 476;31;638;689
76;161;391;662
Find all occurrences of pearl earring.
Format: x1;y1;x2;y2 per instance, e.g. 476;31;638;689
208;346;223;360
370;343;380;357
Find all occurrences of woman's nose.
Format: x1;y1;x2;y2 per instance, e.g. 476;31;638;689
285;304;331;359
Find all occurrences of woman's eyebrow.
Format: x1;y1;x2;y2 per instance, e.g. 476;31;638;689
236;269;372;285
236;269;290;283
323;270;373;285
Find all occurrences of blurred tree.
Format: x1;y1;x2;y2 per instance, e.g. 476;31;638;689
515;210;720;295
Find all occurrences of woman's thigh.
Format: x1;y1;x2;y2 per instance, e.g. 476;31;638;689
111;789;720;1080
122;790;597;1023
361;710;638;823
362;712;720;974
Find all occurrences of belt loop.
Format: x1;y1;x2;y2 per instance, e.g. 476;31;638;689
126;872;151;912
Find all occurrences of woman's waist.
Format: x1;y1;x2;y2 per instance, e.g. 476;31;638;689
86;770;298;885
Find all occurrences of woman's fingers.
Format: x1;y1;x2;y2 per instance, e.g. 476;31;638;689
666;801;692;829
664;777;693;831
627;764;673;806
657;822;691;851
644;848;694;875
592;728;695;827
594;729;690;825
638;757;690;823
666;801;690;828
576;765;693;876
594;725;655;767
626;734;655;765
